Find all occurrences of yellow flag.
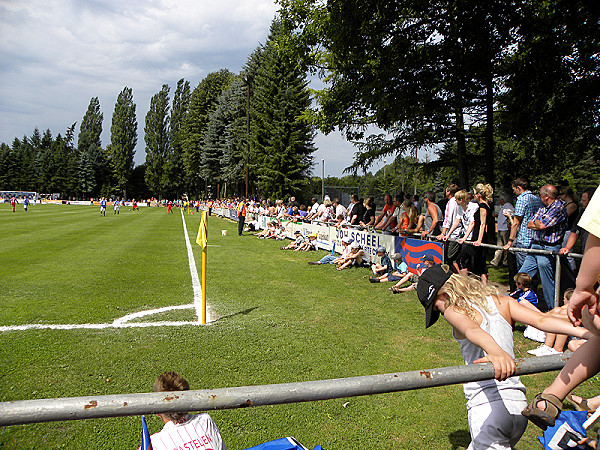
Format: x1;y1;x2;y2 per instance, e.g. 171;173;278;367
196;211;208;251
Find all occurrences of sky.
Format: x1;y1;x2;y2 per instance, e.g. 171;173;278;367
0;0;386;178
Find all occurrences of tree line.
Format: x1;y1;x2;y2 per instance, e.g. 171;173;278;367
0;21;315;202
2;3;599;202
278;0;600;193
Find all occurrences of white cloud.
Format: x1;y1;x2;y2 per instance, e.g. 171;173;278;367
0;0;362;176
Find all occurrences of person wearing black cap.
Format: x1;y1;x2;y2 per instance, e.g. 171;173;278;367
389;254;436;293
416;266;592;449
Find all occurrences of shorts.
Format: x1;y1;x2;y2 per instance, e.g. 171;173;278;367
467;398;527;450
446;240;461;263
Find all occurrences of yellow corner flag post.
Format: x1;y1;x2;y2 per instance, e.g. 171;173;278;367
196;210;208;324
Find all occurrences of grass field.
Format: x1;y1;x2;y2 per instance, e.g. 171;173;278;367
1;202;599;449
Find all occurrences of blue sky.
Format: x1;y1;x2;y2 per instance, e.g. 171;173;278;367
0;0;386;177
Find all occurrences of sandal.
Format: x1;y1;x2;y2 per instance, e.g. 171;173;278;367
522;393;562;430
391;286;401;294
566;394;592;412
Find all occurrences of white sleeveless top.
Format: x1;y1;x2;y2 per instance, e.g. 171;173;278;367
453;296;526;408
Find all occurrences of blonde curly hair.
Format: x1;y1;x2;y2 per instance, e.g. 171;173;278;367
438;272;499;320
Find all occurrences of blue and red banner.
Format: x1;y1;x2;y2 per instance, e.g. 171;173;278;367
395;238;444;274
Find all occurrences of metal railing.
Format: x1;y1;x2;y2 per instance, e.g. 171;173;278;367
0;354;570;426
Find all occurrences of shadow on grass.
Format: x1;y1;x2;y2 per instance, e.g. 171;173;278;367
218;306;260;321
448;429;471;449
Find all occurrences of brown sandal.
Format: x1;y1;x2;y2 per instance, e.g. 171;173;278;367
566;394;592;412
522;393;563;430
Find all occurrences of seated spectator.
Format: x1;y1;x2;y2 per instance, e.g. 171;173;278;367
528;289;587;356
281;230;306;250
370;246;392;276
255;221;276;238
389;254;435;293
309;237;353;265
337;241;369;270
269;223;286;240
297;233;319;251
510;272;545;343
144;371;227;450
370;253;409;283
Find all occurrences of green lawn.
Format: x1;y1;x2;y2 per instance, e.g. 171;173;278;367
0;203;598;449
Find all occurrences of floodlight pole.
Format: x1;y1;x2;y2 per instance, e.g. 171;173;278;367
321;159;325;201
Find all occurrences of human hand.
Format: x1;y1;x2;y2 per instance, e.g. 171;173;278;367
474;351;515;381
581;305;600;336
436;234;444;241
474;240;481;247
567;289;600;326
457;237;465;245
559;247;570;255
421;231;428;239
502;241;512;251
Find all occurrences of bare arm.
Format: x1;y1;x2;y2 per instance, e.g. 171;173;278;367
444;307;515;381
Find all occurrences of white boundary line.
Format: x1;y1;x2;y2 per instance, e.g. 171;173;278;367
0;210;210;332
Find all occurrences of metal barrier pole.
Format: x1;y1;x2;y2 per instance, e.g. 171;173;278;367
0;354;570;426
555;254;562;308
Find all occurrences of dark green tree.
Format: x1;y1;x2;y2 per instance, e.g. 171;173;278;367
144;84;171;198
181;70;234;197
163;79;191;198
77;97;106;197
250;20;315;199
107;86;138;198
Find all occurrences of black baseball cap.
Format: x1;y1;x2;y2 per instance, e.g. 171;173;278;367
421;254;434;262
416;264;452;328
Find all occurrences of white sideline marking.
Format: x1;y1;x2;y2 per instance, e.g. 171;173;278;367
0;210;211;332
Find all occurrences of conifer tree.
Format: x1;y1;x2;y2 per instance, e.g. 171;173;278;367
144;84;171;198
107;86;137;198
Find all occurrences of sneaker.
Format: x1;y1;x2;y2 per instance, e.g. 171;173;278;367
527;344;551;356
307;261;319;265
369;277;379;283
524;325;546;343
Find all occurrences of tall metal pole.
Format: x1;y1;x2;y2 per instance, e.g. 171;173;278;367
321;159;325;201
245;79;250;198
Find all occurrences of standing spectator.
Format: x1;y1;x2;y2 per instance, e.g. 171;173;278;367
360;197;376;227
490;194;514;267
438;184;462;268
560;186;595;258
413;194;422;214
306;198;320;220
349;194;365;225
378;194;401;232
503;178;543;267
237;199;247;236
520;185;568;310
394;199;418;235
559;186;579;271
146;371;227;450
419;191;443;238
333;198;347;220
374;194;396;230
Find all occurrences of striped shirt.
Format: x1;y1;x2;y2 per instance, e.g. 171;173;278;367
514;191;543;247
531;198;568;245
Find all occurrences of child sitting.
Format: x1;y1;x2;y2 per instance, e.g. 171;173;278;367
389;254;435;293
337;242;369;270
370;246;392;277
370;253;408;283
528;289;588;356
281;230;306;250
416;265;592;449
296;233;319;251
510;273;546;343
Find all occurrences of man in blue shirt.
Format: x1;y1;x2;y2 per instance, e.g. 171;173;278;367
519;185;567;310
503;178;543;267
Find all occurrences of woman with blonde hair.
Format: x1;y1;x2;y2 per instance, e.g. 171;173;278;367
416;265;591;449
459;183;494;284
395;199;418;235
